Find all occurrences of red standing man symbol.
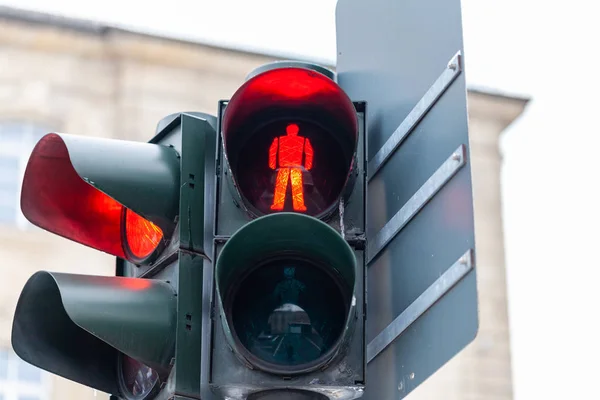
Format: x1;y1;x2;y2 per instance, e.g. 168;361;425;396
269;123;314;212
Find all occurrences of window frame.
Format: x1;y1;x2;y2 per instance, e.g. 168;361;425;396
0;348;51;400
0;121;50;230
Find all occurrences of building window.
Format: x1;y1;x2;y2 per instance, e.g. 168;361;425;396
0;348;50;400
0;121;50;229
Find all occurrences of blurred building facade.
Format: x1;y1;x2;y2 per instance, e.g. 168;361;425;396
0;6;528;400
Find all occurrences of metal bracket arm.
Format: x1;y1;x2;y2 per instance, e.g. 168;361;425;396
368;51;463;180
367;145;467;263
367;249;474;363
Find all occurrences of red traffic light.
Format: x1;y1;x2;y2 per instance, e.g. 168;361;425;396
222;65;358;219
124;208;163;260
20;133;179;263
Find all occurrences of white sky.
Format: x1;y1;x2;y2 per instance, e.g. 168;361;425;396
1;0;599;398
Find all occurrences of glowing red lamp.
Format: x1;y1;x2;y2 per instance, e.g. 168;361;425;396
21;133;167;262
222;64;358;219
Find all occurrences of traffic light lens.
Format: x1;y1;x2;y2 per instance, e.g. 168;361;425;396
230;258;348;368
235;120;349;217
120;356;159;399
124;208;163;260
222;66;358;219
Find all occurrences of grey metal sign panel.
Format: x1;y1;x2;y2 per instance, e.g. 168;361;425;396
335;0;478;397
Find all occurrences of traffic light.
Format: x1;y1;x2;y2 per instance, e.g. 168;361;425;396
210;61;367;399
11;112;218;399
10;2;479;397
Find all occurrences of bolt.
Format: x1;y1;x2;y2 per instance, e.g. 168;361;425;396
448;61;457;70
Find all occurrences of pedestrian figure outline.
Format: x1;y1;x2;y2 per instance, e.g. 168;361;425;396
272;266;306;305
269;123;314;212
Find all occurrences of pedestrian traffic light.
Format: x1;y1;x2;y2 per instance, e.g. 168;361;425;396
219;61;360;220
210;61;367;400
11;112;218;400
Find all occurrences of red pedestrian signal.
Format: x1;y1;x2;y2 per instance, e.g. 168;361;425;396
269;123;314;212
211;61;366;399
221;65;358;219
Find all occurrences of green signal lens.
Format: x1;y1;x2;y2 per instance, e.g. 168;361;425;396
216;212;357;374
231;259;348;368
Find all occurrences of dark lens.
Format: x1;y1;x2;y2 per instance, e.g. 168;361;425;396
121;356;158;398
230;259;348;368
234;120;351;218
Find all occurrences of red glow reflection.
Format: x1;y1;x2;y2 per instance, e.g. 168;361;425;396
119;278;153;291
269;124;314;212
